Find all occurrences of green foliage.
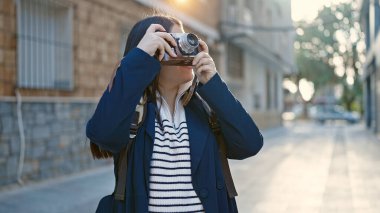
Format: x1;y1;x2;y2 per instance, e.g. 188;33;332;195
294;1;364;111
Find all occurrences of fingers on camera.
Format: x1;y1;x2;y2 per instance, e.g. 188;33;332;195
147;24;165;33
155;32;177;47
192;52;208;66
198;40;209;53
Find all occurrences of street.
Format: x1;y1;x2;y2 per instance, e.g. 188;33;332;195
233;121;380;213
0;121;379;213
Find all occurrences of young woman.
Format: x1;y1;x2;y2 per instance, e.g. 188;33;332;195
86;14;263;213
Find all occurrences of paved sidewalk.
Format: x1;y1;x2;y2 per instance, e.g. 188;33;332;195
0;166;114;213
0;121;379;213
0;125;285;213
232;121;380;213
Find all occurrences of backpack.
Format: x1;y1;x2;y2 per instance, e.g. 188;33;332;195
91;93;237;212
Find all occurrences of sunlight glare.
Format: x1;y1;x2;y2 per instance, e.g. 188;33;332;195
175;0;187;5
283;79;298;94
299;79;315;102
334;66;345;77
346;76;354;85
291;0;351;22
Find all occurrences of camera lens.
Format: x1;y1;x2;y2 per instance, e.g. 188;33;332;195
174;33;199;54
187;33;199;47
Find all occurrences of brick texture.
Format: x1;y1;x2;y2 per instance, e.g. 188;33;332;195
0;0;220;97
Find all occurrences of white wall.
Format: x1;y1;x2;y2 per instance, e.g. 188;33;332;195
243;51;266;112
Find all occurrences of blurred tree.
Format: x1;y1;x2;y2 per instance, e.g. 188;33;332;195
294;1;365;115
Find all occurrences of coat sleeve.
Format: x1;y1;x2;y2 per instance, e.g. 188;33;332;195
197;73;264;160
86;48;161;153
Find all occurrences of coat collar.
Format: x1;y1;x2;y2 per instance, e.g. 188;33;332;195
145;100;210;174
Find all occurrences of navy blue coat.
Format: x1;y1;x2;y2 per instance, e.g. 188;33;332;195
86;48;264;212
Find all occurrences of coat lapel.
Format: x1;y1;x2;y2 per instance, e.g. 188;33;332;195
145;101;210;174
144;102;155;193
145;102;156;141
185;101;210;174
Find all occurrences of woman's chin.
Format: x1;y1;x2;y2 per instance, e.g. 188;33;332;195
178;75;193;85
176;67;194;81
178;66;193;72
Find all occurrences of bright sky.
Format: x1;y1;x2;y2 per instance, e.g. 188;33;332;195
291;0;350;22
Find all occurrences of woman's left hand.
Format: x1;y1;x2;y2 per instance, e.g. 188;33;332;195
192;40;217;84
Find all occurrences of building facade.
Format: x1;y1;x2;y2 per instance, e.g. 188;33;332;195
0;0;222;188
0;0;293;187
220;0;295;129
359;0;380;135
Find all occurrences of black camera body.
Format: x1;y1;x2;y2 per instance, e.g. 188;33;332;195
160;33;200;66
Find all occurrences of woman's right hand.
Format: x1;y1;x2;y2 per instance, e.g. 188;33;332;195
137;24;177;61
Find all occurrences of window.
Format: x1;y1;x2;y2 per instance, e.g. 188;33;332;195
375;1;380;37
17;0;73;90
274;72;278;109
256;0;263;14
227;3;237;24
266;69;271;109
245;0;255;11
275;3;282;18
253;93;261;110
208;47;220;75
227;43;243;79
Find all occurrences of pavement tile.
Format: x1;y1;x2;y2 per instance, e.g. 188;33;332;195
1;121;380;213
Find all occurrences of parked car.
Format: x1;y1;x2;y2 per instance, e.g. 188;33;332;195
314;105;360;124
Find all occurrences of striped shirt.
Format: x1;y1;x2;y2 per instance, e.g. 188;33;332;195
148;83;205;213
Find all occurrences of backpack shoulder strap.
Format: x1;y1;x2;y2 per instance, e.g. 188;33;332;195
114;97;147;201
195;92;238;198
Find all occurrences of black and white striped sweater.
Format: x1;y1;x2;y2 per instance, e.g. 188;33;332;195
148;83;205;213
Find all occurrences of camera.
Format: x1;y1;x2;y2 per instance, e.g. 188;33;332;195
160;33;200;66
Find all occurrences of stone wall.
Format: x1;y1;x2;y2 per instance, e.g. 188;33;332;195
0;99;111;188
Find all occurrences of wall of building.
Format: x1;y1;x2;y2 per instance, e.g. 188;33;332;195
242;52;284;129
0;0;222;188
377;65;380;135
137;0;220;31
0;0;293;187
0;98;110;187
360;0;380;135
0;0;17;96
0;0;220;98
220;0;293;129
